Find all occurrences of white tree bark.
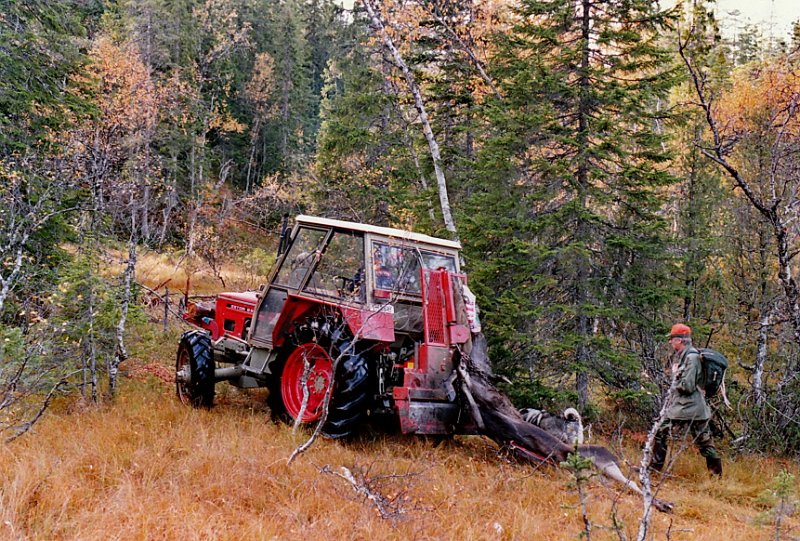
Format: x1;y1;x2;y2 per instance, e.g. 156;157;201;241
110;210;137;398
636;374;678;541
753;306;773;405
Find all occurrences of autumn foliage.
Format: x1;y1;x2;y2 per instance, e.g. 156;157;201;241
717;58;800;137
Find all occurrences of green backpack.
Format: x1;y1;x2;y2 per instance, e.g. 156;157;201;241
698;348;729;399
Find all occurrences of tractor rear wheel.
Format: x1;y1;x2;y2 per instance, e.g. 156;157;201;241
176;331;216;408
271;337;369;439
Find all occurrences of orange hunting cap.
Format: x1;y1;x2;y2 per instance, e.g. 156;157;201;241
667;323;692;339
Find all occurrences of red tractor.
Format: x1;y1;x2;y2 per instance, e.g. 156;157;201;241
176;215;477;438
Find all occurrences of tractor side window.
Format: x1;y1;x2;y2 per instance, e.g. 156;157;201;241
372;243;458;296
274;228;327;288
305;231;364;300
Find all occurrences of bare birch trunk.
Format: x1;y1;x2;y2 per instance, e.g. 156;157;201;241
362;0;458;237
0;244;26;314
754;307;772;405
110;203;137;397
636;375;679;540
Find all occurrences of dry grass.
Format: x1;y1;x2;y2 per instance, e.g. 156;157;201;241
1;354;797;541
106;247;274;296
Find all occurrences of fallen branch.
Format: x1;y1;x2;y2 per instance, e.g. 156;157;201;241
5;370;81;442
320;463;413;522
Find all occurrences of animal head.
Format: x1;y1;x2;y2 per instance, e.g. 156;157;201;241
562;407;584;445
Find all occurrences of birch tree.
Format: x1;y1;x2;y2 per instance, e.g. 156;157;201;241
680;25;800;348
362;0;458;237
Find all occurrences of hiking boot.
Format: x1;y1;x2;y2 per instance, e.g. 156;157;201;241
706;456;722;476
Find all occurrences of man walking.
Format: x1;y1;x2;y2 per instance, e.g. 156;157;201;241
650;323;722;476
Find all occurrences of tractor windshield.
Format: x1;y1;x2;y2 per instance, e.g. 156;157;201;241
274;227;327;289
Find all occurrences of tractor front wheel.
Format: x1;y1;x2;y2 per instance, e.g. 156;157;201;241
176;331;216;408
271;338;369;439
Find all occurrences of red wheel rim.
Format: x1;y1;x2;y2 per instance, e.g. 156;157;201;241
281;343;333;423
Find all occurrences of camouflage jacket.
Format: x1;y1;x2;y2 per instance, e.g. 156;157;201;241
666;346;711;421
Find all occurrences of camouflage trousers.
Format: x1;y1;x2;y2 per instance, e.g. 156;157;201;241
650;419;719;472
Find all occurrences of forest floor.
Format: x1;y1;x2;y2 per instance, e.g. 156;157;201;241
0;254;797;540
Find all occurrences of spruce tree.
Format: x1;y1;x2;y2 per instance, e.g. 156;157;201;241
468;0;678;410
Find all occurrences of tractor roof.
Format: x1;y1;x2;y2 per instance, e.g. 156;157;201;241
295;215;462;251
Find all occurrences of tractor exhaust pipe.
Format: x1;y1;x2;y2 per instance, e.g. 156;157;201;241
277;213;290;256
214;366;244;381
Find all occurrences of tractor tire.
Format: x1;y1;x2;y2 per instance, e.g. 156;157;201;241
176;331;216;408
323;338;369;439
270;337;369;439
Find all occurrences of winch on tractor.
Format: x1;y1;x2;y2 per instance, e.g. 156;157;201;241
176;215;479;438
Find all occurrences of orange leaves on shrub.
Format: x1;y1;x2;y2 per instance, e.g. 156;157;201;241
716;59;800;138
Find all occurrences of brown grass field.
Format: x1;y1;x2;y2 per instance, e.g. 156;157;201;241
1;253;797;540
0;323;797;541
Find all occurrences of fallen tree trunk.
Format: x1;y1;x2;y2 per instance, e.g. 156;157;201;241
456;332;673;514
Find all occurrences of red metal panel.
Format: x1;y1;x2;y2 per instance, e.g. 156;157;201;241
340;306;395;342
373;288;392;299
449;325;470;344
215;295;255;340
422;270;447;346
270;294;395;346
270;296;316;346
390;269;477;435
441;271;456;324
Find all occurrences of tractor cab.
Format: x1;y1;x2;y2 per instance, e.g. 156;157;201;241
248;215;461;350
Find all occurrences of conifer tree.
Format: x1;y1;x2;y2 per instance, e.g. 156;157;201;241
468;0;678;409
